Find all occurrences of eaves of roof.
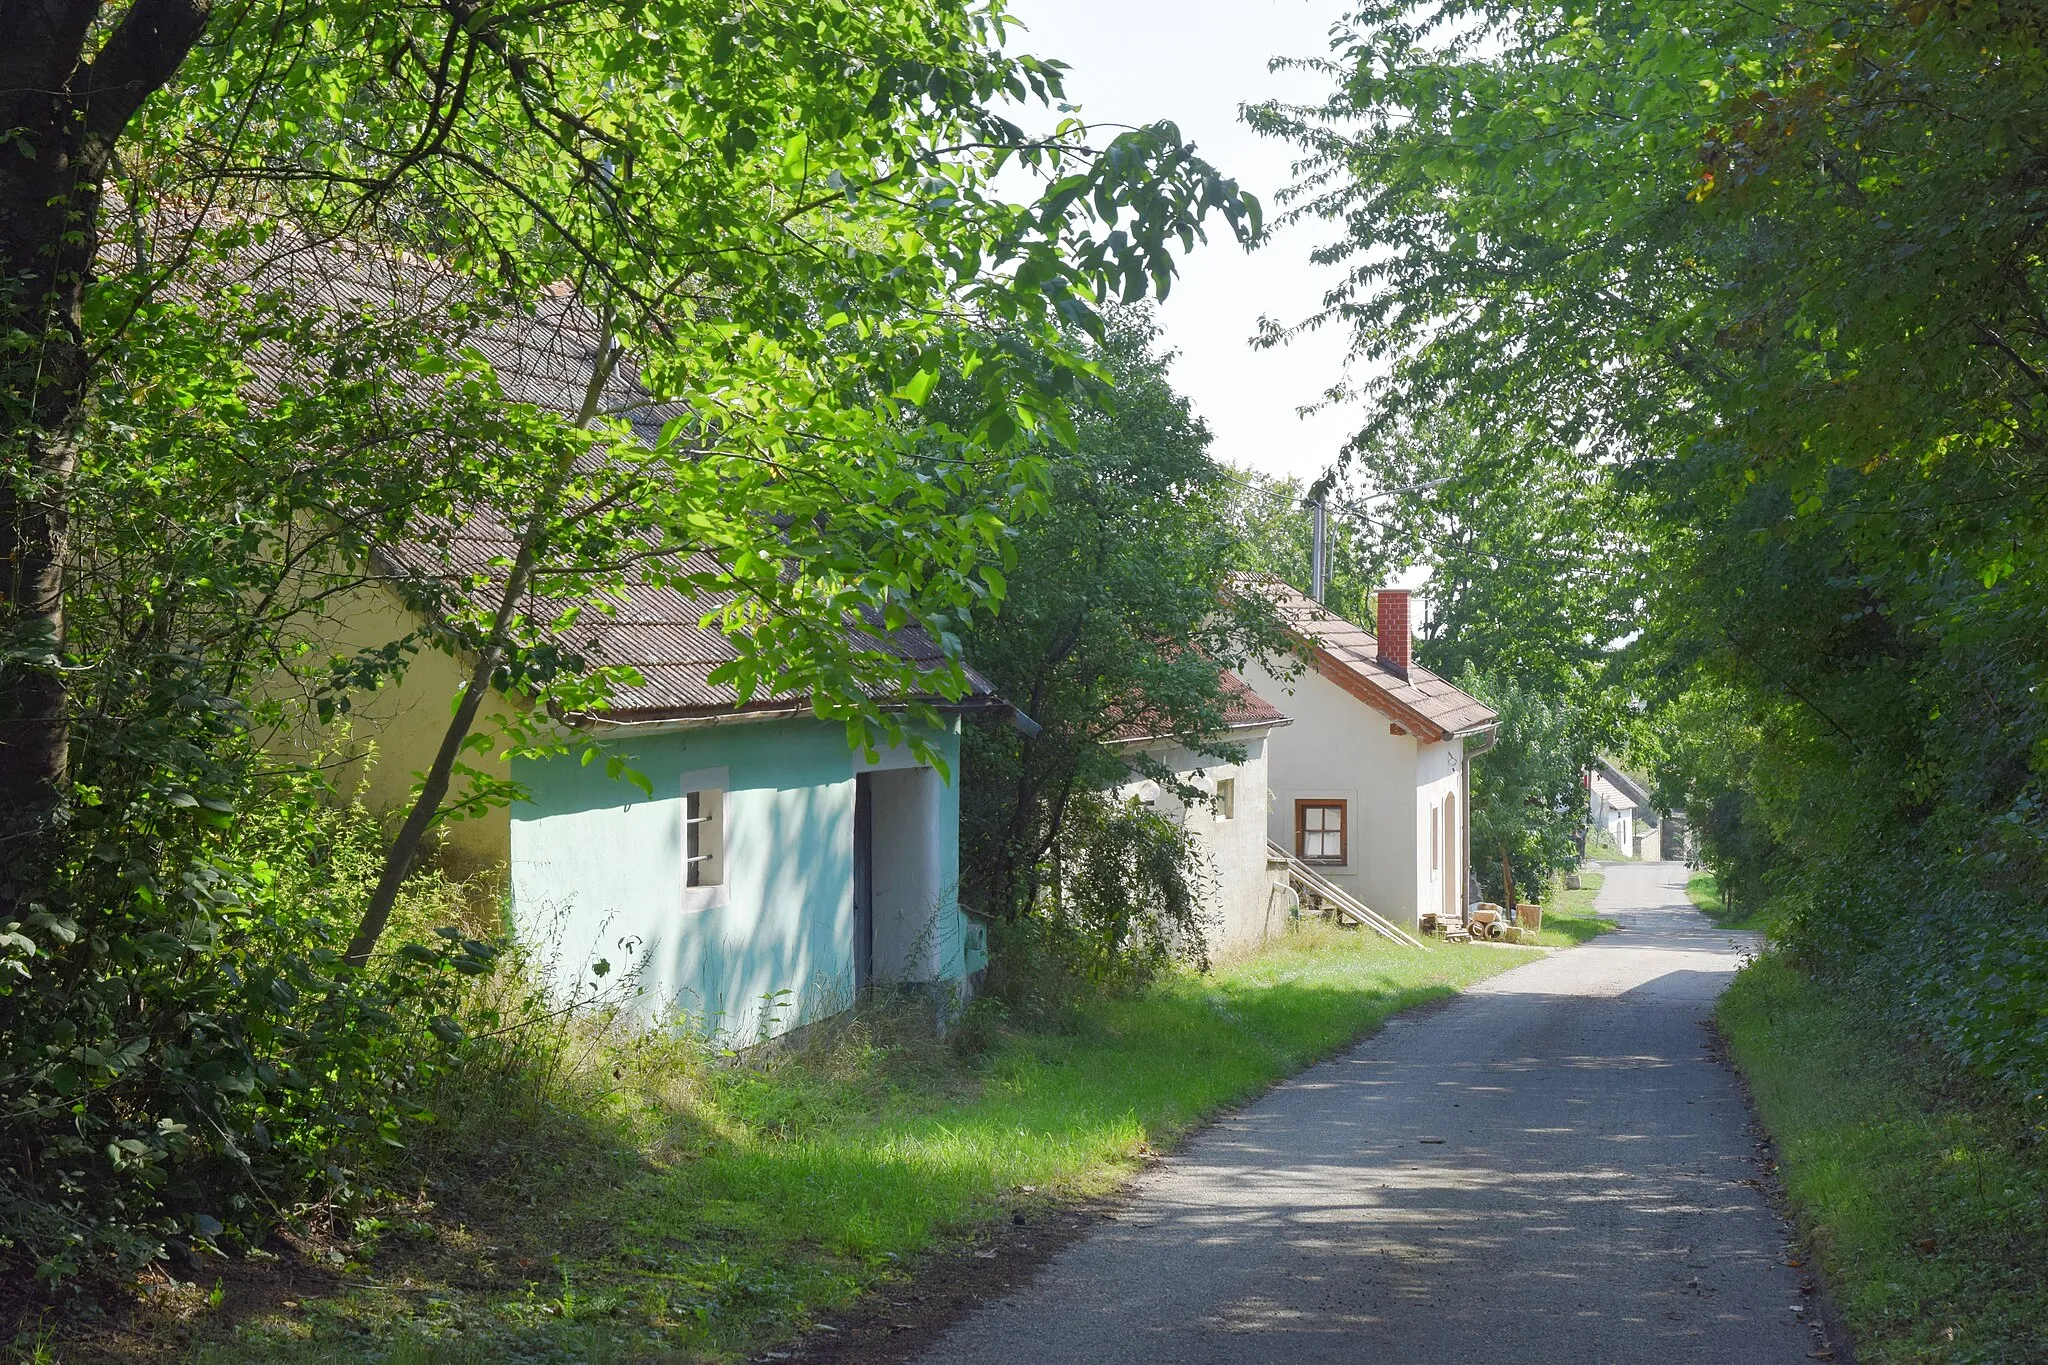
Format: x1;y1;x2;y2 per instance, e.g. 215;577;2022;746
1107;710;1294;749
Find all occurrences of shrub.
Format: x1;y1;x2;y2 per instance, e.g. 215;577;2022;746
983;794;1209;1018
0;762;491;1285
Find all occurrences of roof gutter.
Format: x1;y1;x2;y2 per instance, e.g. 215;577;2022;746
568;693;1039;739
1459;724;1501;758
1105;714;1294;749
572;704;813;736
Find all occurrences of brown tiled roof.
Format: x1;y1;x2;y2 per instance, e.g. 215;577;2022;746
1108;669;1292;745
222;237;995;722
383;528;997;720
1246;578;1499;742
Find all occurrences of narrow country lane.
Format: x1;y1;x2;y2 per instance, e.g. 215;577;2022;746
914;861;1824;1364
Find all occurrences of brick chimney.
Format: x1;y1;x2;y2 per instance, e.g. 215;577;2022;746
1376;588;1411;676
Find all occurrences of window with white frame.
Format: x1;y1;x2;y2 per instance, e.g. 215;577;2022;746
683;787;725;888
1214;777;1236;821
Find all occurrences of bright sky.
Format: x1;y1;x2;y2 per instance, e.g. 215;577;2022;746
1004;0;1363;484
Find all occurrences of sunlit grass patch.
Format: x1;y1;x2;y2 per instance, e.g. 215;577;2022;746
189;925;1529;1363
1717;955;2048;1363
1687;870;1769;931
1529;869;1615;947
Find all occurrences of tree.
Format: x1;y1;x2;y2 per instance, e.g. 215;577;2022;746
959;310;1289;968
2;0;1261;847
1253;1;2048;1097
1;0;214;819
1220;467;1391;627
1462;666;1587;908
0;3;1267;1278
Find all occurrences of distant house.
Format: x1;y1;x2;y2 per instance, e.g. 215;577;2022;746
1236;581;1500;935
1588;758;1656;859
1109;672;1295;955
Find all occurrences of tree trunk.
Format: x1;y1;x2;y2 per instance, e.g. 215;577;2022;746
1500;847;1516;915
344;323;620;967
342;532;542;968
0;0;213;835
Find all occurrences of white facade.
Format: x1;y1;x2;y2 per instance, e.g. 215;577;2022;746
1589;772;1635;852
1115;726;1292;955
1238;657;1474;934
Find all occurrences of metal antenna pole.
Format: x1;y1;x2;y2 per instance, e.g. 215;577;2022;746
1310;497;1329;603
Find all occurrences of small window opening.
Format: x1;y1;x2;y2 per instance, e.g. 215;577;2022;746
1214;778;1236;821
1431;803;1441;872
684;787;725;889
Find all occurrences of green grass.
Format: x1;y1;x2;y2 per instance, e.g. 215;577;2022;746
1717;955;2048;1364
1526;869;1616;947
1686;870;1771;931
183;926;1533;1365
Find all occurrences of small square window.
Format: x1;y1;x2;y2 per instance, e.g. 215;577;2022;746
684;787;725;889
1214;778;1235;821
1296;800;1346;865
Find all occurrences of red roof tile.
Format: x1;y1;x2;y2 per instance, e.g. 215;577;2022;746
1243;578;1499;741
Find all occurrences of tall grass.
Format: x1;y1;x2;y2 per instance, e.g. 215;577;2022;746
1717;954;2048;1363
190;925;1532;1363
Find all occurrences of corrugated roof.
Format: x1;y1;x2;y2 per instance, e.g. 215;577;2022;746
1245;578;1499;742
220;235;993;722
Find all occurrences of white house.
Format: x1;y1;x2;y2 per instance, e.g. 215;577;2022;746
1588;758;1654;859
1237;581;1500;935
1112;673;1295;955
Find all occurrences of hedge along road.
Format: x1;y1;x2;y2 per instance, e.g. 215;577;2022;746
912;861;1827;1365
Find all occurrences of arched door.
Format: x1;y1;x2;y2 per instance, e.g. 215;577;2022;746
1443;792;1459;920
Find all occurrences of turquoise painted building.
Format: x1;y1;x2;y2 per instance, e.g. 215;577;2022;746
327;293;1004;1043
502;576;1008;1043
511;716;976;1041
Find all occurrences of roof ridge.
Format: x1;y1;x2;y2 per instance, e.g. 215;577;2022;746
1242;576;1499;741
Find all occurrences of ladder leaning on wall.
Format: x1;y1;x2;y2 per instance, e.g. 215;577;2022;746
1266;841;1431;951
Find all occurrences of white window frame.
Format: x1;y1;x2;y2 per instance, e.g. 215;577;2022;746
678;766;731;911
1213;777;1235;822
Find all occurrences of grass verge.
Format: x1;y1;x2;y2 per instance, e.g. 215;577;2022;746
135;925;1532;1364
1687;870;1770;931
1717;954;2048;1363
1528;869;1615;947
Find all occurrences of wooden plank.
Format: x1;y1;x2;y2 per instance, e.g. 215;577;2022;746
1268;841;1431;951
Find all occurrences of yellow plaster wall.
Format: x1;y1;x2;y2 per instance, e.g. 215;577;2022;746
267;577;513;875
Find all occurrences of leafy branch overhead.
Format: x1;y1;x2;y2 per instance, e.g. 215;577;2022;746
0;0;1263;1283
1260;0;2048;1105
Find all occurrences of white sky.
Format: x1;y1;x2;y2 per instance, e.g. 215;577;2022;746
1003;0;1364;483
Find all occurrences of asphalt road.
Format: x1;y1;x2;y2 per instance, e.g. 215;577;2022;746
914;861;1826;1364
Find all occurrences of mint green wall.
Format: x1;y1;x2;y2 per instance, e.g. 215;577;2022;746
508;717;964;1042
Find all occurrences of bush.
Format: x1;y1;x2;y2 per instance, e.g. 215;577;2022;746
982;794;1209;1019
0;765;492;1285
